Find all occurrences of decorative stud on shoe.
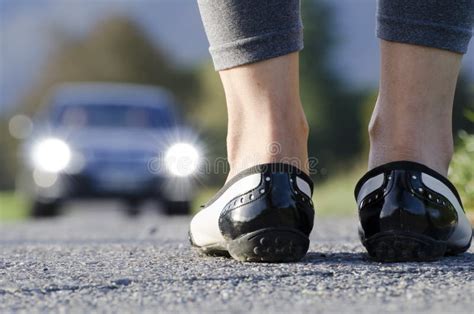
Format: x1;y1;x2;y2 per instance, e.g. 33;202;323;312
355;161;472;262
189;163;315;262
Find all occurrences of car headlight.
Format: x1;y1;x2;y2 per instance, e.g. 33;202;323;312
164;142;200;177
32;138;71;173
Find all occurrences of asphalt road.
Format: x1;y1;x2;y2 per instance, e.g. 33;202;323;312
1;202;473;313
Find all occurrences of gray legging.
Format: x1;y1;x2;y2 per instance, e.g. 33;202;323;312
197;0;473;71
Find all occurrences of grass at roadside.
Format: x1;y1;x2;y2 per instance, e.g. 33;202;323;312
192;187;217;213
314;166;365;217
0;191;29;222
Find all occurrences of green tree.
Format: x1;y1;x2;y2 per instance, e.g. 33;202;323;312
0;118;17;189
449;131;474;211
189;62;228;168
20;16;197;116
300;1;365;176
452;73;474;135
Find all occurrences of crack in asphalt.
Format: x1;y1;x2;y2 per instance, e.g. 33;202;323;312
0;279;133;296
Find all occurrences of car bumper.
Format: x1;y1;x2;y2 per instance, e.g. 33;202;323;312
30;171;195;202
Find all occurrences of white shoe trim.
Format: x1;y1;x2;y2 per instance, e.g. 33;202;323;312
296;177;312;198
190;173;262;247
356;174;384;205
421;173;472;246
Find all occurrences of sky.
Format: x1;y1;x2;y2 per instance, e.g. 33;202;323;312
1;0;473;115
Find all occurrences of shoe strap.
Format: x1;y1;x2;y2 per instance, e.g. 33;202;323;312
204;163;313;207
354;161;462;207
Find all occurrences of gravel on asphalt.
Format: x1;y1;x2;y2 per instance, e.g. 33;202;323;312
1;205;473;313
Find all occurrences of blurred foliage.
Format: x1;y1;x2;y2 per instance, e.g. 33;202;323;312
0;191;28;221
21;16;197;116
300;2;365;177
359;92;378;155
0;119;17;189
453;75;474;134
449;131;474;211
189;61;228;175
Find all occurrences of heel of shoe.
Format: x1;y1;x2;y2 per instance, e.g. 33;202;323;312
364;231;447;262
227;228;309;262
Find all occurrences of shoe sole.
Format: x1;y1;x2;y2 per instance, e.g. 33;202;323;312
228;227;309;262
193;227;309;263
363;231;448;262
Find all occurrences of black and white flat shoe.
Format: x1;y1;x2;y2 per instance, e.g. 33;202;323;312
355;161;472;262
189;163;315;262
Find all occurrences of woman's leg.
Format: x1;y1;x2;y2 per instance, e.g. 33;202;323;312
197;0;308;179
369;0;473;175
355;0;473;262
369;42;462;176
190;0;314;262
220;53;309;180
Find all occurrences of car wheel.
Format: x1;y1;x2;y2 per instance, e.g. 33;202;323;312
162;200;191;215
125;199;142;217
31;200;60;218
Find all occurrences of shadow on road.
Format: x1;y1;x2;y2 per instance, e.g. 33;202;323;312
302;251;474;267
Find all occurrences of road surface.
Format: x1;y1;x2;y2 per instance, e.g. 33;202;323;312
1;202;473;313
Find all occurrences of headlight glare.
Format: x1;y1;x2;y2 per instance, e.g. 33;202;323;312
164;143;200;177
32;138;71;173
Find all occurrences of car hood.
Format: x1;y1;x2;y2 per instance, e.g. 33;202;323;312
52;128;173;153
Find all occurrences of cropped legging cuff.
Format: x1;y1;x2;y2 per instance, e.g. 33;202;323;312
197;0;303;71
377;0;473;54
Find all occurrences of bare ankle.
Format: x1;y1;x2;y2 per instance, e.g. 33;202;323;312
368;104;453;175
226;108;309;180
217;53;310;180
369;41;461;176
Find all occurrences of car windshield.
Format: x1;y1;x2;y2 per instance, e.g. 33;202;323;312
53;104;175;129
